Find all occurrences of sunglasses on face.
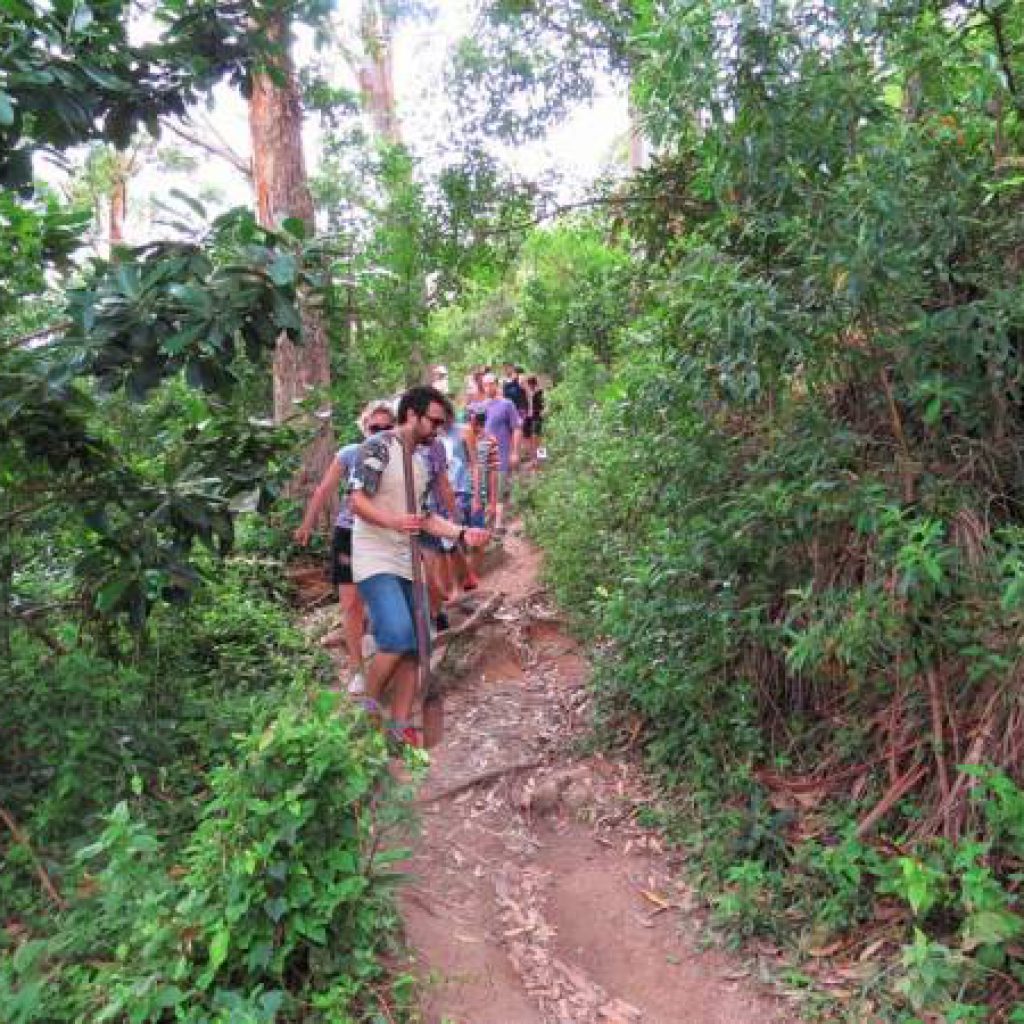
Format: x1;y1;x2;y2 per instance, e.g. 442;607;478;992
423;414;446;429
367;422;392;434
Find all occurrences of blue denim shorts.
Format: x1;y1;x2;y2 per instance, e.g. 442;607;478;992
356;573;419;655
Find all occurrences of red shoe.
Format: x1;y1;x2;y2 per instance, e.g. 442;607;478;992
400;726;422;747
463;573;480;591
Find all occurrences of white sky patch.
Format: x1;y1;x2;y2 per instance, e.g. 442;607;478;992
392;0;631;193
37;3;629;245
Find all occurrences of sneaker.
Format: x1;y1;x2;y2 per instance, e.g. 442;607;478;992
347;671;366;695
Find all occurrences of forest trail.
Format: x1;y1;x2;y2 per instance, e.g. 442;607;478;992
399;524;791;1024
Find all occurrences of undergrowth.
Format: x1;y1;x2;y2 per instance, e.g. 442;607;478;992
527;349;1024;1022
0;514;412;1022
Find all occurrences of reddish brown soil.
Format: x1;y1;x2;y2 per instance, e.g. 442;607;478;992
399;525;793;1024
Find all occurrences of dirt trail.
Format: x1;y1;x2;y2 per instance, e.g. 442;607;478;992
401;525;791;1024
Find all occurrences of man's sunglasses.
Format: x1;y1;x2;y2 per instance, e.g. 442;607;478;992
367;422;392;434
423;414;446;429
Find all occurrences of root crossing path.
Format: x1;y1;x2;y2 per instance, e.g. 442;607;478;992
402;525;789;1024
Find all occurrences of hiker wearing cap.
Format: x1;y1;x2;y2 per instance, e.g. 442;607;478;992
476;372;522;532
294;399;396;692
348;385;490;745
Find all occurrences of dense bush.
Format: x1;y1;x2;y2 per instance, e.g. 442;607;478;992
1;519;412;1021
512;7;1024;1009
0;688;402;1023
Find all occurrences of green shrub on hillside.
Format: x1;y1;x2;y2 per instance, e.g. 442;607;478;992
0;690;402;1023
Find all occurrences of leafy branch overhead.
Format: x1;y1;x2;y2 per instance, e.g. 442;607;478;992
0;2;337;634
0;0;334;190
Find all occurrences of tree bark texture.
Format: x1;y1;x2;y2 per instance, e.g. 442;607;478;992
109;175;126;244
249;17;335;501
359;0;401;145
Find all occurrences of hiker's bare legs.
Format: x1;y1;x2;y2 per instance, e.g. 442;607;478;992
366;649;417;725
339;583;364;672
366;650;403;703
424;550;448;616
390;657;418;724
450;547;469;591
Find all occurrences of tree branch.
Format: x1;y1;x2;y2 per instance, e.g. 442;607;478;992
479;191;702;238
0;804;68;910
0;320;71;352
981;1;1023;113
417;760;544;805
165;118;253;181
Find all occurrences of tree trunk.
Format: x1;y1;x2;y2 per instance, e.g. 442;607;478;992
109;175;126;244
358;0;401;145
249;14;334;501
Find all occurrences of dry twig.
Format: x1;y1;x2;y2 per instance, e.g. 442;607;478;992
0;804;68;910
417;760;544;805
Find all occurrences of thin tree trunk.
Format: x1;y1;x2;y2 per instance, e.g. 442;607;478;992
359;0;401;145
249;14;334;501
109;175;126;244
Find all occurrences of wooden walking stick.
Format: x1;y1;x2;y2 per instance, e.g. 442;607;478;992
401;435;444;748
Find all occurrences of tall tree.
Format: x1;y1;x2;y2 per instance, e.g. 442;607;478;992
358;0;402;145
248;9;335;498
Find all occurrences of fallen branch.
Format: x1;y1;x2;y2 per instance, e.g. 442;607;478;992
856;763;928;839
429;592;503;673
0;804;68;910
417;760;544;805
441;591;503;643
926;667;952;838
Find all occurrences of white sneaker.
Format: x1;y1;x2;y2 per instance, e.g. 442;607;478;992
347;672;366;695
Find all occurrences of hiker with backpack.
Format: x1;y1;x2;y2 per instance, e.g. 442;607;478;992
348;386;490;746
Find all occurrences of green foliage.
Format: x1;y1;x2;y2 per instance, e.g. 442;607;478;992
0;689;402;1023
449;0;638;142
1;208;312;635
472;2;1024;1017
0;549;315;891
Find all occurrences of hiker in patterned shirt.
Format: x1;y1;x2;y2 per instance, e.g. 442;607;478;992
348;385;490;744
458;409;499;591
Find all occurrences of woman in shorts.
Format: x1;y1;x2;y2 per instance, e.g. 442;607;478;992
294;399;396;690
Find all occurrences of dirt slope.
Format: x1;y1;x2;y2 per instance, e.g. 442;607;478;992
401;526;792;1024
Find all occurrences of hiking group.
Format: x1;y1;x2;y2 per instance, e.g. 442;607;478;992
294;363;546;749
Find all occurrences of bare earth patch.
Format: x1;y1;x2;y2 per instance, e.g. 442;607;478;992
400;525;792;1024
